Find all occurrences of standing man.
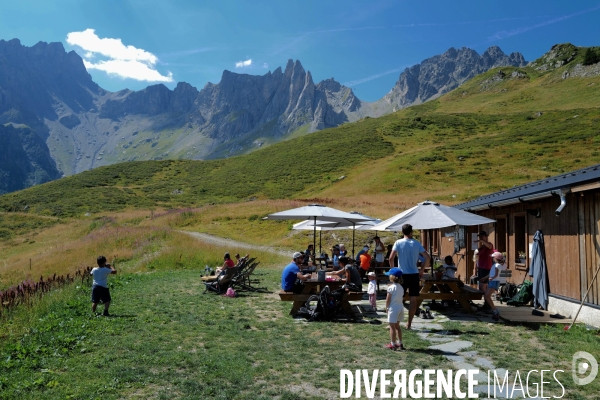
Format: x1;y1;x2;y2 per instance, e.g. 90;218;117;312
281;252;312;294
91;255;117;316
476;231;494;292
388;224;430;330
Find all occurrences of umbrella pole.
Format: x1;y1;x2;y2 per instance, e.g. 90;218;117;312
352;223;356;259
429;230;433;267
313;216;317;263
320;231;322;254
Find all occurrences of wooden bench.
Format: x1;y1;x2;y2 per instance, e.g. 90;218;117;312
414;279;484;313
278;290;364;317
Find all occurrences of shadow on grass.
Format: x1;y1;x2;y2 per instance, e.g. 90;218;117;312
429;329;491;336
407;348;458;356
107;314;137;318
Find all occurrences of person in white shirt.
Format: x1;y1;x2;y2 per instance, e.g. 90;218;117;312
91;255;117;316
383;268;405;350
442;255;457;279
366;272;377;311
485;252;506;321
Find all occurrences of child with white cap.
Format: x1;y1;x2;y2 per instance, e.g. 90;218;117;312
485;251;507;321
366;271;377;311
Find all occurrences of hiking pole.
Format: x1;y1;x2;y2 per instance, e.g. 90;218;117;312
565;262;600;331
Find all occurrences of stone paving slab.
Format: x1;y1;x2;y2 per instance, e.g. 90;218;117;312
428;340;473;353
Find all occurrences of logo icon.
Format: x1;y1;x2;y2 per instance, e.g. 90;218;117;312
572;351;598;385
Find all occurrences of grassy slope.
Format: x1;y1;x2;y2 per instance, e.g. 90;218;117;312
0;120;392;217
1;266;598;399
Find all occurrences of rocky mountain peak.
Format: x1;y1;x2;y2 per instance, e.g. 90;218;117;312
483;45;505;58
381;45;527;110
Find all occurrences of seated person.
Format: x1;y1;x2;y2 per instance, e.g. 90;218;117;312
358;247;372;279
339;244;347;257
303;244;314;266
355;245;369;262
442;255;457;279
215;253;236;275
331;246;341;270
329;256;362;292
281;252;312;294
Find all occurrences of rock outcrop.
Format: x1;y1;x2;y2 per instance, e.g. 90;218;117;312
380;46;526;111
0;124;61;194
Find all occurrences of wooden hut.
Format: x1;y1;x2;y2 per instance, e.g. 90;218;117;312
423;164;600;327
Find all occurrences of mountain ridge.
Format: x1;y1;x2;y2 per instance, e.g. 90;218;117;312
0;38;527;192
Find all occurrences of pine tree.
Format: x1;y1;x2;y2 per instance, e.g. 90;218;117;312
583;48;600;65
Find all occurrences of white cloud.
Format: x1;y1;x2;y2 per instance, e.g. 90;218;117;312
235;59;252;68
263;63;268;69
66;28;173;82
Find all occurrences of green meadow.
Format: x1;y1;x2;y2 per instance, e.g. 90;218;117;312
2;262;599;399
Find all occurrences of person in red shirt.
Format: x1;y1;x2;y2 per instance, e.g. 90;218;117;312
215;253;236;274
476;231;494;292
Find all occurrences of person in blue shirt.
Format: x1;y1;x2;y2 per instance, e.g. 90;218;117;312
331;245;341;270
388;224;430;330
281;252;312;293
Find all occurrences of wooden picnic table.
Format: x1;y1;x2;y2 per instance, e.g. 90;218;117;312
278;276;363;318
412;277;484;313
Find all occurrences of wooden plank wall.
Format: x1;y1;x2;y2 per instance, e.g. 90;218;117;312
578;191;600;305
432;192;585;301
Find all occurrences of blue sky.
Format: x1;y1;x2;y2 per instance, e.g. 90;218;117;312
1;0;599;101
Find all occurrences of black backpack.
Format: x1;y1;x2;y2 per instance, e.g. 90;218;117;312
297;285;341;321
499;283;519;302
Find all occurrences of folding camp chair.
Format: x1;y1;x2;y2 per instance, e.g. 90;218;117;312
231;262;263;291
204;267;239;294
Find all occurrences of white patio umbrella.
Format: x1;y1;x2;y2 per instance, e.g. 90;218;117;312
370;201;495;231
370;200;496;265
292;213;381;256
265;204;374;258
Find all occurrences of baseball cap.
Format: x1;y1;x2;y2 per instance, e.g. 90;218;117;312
292;252;303;259
363;245;370;250
384;267;403;278
367;271;376;277
491;251;505;260
478;231;488;237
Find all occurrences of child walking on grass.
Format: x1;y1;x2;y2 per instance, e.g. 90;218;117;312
367;271;377;311
91;255;117;316
384;268;405;350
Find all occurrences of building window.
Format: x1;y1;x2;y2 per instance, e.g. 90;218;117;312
514;215;526;265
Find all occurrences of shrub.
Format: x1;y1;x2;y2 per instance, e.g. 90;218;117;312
583;48;600;66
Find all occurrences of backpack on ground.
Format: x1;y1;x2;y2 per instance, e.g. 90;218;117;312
499;283;519;303
297;285;341;321
507;280;533;306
